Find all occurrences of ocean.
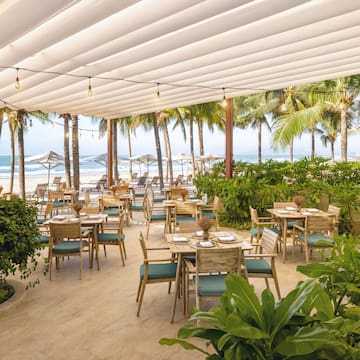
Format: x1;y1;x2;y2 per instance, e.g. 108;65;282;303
0;152;348;180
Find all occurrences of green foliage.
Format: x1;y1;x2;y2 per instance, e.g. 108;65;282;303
0;198;41;288
297;235;360;314
160;276;360;359
194;157;360;233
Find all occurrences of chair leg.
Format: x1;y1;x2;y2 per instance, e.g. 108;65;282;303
103;244;107;257
136;280;147;317
80;253;83;280
119;243;125;266
146;222;151;240
49;255;53;280
273;277;281;300
264;278;270;290
136;280;142;302
123;241;127;259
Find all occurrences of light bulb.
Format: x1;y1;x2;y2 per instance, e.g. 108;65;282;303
88;77;93;96
15;68;20;90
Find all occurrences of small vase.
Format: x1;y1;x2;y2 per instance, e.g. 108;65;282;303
296;206;301;212
75;210;80;218
203;230;209;241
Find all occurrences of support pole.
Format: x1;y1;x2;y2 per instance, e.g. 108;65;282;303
225;98;233;179
107;119;113;188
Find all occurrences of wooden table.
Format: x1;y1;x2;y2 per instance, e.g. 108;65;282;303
267;207;328;263
48;214;107;269
166;231;252;323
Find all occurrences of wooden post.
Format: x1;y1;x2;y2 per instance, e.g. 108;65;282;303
225;98;233;179
107;119;113;188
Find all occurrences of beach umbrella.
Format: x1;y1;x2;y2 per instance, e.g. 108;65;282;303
82;153;129;167
172;153;192;175
129;153;157;174
25;151;65;187
199;153;224;169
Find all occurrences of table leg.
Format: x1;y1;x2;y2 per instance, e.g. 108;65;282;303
282;219;288;263
171;253;182;323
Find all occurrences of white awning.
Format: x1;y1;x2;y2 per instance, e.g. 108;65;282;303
1;0;360;118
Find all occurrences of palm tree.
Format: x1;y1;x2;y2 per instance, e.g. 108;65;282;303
71;115;80;192
152;112;164;189
235;92;277;163
319;110;341;161
118;116;135;180
60;113;72;187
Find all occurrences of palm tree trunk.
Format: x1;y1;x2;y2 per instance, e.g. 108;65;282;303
72;115;80;194
197;119;204;173
311;127;315;161
189;113;195;177
340;107;347;161
127;128;133;180
17;111;26;199
63;114;71;187
113;121;119;184
258;120;262;164
9;121;15;193
152;113;164;189
163;123;173;184
290;138;294;163
330;140;335;161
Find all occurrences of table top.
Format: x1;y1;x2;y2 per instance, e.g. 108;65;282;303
165;231;252;254
47;213;107;225
162;199;204;207
267;207;328;219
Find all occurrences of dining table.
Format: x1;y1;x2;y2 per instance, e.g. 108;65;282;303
266;207;329;263
166;230;253;323
47;213;108;270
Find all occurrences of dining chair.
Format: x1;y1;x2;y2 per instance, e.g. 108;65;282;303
36;202;53;225
49;220;88;280
201;196;220;230
249;206;280;243
327;204;341;235
170;187;186;200
244;227;281;299
188;247;247;312
174;201;200;231
99;195;123;220
95;212;126;269
292;214;334;263
273;202;302;230
136;232;177;317
48;190;66;214
143;193;166;240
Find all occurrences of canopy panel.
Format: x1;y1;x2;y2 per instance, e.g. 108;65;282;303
1;0;360;118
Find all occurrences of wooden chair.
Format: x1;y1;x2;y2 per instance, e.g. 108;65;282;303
99;195;123;220
174;201;200;231
170;187;186;200
187;247;247;312
327;204;341;235
94;212;126;269
143;194;166;240
136;232;177;316
96;175;107;191
49;220;88;280
36;202;53;225
292;215;334;263
51;176;62;190
249;206;280;243
33;183;48;205
244;228;281;299
201;196;220;230
48;190;66;214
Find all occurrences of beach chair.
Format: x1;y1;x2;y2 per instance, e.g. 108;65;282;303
96;175;107;191
51;176;62;190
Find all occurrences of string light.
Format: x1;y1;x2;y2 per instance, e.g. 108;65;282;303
221;88;227;108
88;76;93;96
156;83;160;99
15;68;20;90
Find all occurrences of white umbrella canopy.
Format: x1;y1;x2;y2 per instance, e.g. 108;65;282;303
25;150;65;187
172;153;192;175
82;153;129;167
129;153;157;174
199;153;224;170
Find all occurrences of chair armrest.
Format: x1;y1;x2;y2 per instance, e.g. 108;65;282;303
147;247;170;251
183;259;196;272
256;221;280;226
144;258;176;263
258;216;273;221
245;253;277;258
292;224;305;232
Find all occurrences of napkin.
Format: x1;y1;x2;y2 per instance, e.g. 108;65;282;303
218;236;235;241
172;236;188;242
199;241;214;247
194;231;204;236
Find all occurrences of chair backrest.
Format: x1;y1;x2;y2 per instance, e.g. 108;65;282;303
48;190;64;201
151;176;159;185
111;184;129;195
196;247;244;274
249;206;258;225
33;183;48;200
175;201;198;217
52;176;62;185
99;195;122;211
213;196;220;211
143;195;152;221
273;202;296;209
328;204;340;221
170;188;185;200
138;232;148;260
260;228;279;254
50;220;81;245
137;176;147;186
82;207;100;214
44;202;54;219
305;215;331;233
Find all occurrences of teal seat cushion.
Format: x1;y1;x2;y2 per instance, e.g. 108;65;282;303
251;227;280;237
52;201;64;208
52;240;87;254
102;209;120;216
135;193;145;197
193;274;227;296
245;259;272;274
202;211;215;219
151;214;166;221
35;234;49;245
176;216;196;223
154;197;165;203
129;205;144;211
37;219;45;224
97;232;125;242
36;200;48;206
298;233;334;246
140;262;177;280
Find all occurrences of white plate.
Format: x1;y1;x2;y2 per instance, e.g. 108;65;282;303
196;241;215;248
88;215;100;219
172;236;188;243
301;211;312;216
277;210;289;214
163;200;175;204
193;231;204;237
218;236;235;241
53;215;65;220
307;208;319;213
69;218;79;222
285;207;296;211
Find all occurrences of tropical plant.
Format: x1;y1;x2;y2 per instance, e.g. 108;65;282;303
160;275;360;359
71;114;80;192
0;198;41;302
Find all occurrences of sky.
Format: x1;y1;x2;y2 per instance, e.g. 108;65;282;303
1;115;360;159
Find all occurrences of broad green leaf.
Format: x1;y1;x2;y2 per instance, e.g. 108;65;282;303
224;313;269;339
261;289;275;333
159;338;210;355
297;263;345;280
344;307;360;321
225;275;264;329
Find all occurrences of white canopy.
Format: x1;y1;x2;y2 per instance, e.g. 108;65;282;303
1;0;360;118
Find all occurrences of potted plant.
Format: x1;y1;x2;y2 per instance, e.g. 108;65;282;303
0;198;41;303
